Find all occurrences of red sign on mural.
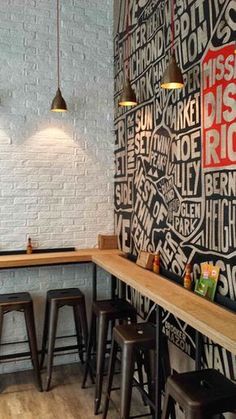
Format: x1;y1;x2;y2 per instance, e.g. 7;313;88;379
202;44;236;169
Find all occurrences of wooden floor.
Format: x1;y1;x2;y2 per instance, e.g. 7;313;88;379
0;363;152;419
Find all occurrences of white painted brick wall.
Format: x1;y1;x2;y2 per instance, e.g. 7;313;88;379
0;0;114;372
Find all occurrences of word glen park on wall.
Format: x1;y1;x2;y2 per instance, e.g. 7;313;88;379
114;0;236;381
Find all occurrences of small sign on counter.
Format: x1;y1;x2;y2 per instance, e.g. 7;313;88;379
98;234;118;250
136;251;154;270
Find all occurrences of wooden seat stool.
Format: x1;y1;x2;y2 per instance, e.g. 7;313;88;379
161;368;236;419
82;298;137;414
40;288;88;391
0;292;42;392
103;322;157;419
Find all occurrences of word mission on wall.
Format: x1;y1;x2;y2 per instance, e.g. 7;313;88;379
114;0;236;381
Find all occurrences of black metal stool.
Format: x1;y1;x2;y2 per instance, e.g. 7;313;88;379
0;292;42;392
40;288;88;391
82;298;137;414
161;369;236;419
103;322;158;419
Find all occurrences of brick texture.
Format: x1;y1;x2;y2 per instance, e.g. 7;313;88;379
0;0;114;372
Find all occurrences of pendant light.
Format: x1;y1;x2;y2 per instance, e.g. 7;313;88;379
161;0;184;89
118;0;138;107
51;0;67;112
119;79;137;106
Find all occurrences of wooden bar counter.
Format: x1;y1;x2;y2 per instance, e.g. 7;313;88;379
0;248;235;419
93;253;236;356
0;248;235;355
0;248;120;269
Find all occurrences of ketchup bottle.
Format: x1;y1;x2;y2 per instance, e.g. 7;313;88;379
26;237;33;254
184;264;192;290
153;253;160;274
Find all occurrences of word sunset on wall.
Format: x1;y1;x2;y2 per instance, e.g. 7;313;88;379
114;0;236;382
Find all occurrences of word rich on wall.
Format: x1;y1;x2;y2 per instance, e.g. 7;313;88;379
114;0;236;380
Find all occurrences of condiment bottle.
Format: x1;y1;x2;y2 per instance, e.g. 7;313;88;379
26;237;33;254
184;263;192;290
153;253;160;274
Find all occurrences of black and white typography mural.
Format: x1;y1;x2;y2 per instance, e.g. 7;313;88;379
114;0;236;382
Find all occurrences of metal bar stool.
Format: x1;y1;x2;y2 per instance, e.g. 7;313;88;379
161;369;236;419
0;292;42;392
40;288;88;391
103;322;159;419
82;298;137;414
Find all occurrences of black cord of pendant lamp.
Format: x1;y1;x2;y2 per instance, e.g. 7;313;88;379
161;0;184;89
118;0;138;107
51;0;68;112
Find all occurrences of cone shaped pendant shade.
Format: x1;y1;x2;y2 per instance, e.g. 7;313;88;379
119;78;138;107
51;0;68;112
161;54;184;89
51;88;67;112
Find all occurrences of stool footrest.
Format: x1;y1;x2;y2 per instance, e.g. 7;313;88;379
43;344;86;354
109;377;155;408
0;339;29;346
0;351;31;361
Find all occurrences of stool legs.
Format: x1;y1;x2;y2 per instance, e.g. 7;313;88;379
82;311;96;388
136;351;148;407
160;338;176;419
103;338;119;419
78;296;88;347
24;302;43;392
94;315;109;414
120;343;136;419
161;386;171;419
143;350;155;417
45;299;58;391
0;308;4;345
0;306;4;389
73;298;88;364
73;305;84;363
40;299;49;369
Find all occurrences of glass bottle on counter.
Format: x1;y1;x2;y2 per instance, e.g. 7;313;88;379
26;237;33;254
153;252;160;274
184;263;192;290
